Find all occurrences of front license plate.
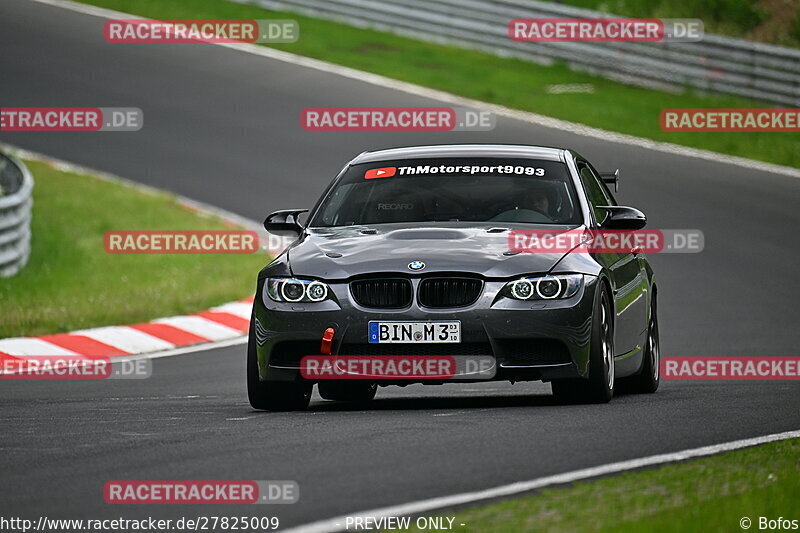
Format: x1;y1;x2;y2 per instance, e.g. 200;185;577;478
368;321;461;344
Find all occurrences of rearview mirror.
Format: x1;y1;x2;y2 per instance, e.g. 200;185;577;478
264;209;308;237
597;206;646;230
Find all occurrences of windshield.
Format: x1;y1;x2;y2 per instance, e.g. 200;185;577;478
311;158;581;227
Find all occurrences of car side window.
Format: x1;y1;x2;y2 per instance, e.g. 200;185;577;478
578;163;610;225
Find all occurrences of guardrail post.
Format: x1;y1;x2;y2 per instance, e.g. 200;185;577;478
0;152;34;277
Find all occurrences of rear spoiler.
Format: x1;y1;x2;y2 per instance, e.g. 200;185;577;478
600;169;619;192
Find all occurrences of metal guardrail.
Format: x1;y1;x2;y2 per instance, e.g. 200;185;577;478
0;153;33;277
243;0;800;106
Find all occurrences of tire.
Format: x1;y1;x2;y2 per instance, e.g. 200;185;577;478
318;381;377;403
623;291;660;393
552;285;615;404
247;316;312;411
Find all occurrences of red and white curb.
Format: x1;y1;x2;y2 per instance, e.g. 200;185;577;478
0;297;253;373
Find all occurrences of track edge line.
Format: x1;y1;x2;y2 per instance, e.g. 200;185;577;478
280;429;800;533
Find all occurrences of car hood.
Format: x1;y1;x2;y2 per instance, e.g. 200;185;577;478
287;224;585;279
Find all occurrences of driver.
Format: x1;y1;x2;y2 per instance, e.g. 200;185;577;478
488;184;555;222
520;187;549;215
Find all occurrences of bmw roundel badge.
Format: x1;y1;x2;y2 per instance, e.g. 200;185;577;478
408;261;425;271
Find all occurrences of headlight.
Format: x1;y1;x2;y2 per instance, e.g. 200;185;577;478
503;274;583;300
266;277;331;303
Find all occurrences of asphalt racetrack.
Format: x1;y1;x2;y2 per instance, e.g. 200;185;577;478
1;0;799;528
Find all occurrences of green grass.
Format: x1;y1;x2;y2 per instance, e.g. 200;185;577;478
541;0;800;47
0;160;267;338
392;438;800;533
75;0;799;169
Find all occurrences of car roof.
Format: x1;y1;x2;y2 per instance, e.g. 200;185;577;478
351;144;568;164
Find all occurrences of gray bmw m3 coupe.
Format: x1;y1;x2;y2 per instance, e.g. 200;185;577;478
248;145;660;410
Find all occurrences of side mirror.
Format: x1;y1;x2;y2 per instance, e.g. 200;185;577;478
597;206;647;230
264;209;308;237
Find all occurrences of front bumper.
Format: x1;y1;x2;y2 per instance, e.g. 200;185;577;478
253;275;598;384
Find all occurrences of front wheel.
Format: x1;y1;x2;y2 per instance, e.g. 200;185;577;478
552;285;615;404
247;317;312;411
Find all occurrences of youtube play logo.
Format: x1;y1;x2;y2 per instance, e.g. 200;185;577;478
365;167;396;179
